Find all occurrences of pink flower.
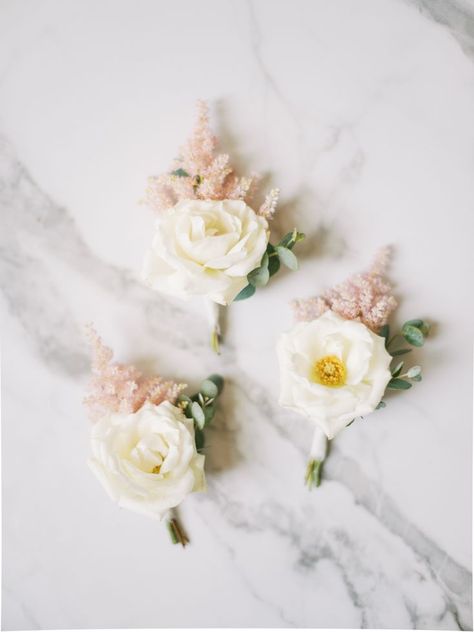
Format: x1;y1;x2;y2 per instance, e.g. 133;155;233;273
83;325;185;423
292;248;397;332
144;101;279;219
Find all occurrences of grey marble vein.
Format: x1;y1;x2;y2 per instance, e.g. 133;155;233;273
1;136;472;629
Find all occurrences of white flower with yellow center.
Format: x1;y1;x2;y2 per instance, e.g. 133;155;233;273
277;310;392;442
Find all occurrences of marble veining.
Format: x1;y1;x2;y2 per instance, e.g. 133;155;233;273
1;0;472;629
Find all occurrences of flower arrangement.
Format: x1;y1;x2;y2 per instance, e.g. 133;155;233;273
277;249;430;487
141;101;304;352
84;325;224;546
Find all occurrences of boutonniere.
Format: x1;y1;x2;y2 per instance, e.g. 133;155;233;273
83;325;224;546
277;248;431;487
141;101;304;352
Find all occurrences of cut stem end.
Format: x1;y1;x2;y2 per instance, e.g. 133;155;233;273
166;518;189;547
305;459;323;489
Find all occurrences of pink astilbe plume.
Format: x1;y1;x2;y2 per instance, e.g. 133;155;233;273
144;100;279;218
292;247;397;332
83;324;185;423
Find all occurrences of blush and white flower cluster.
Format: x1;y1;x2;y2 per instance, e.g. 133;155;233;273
141;101;304;352
278;251;428;488
89;401;205;521
143;199;269;305
84;327;223;545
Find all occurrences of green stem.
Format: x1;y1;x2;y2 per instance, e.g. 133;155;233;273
166;517;189;547
305;459;323;489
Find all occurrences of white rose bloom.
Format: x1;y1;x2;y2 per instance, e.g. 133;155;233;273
277;310;392;440
89;401;205;520
142;199;269;305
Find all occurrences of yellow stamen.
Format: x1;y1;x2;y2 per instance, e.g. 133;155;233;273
311;355;346;387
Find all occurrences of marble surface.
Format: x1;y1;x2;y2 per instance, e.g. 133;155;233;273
1;0;473;629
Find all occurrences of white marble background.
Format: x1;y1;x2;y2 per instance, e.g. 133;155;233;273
1;0;473;629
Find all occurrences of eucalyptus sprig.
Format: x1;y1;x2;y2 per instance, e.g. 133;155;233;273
166;374;224;547
377;319;430;405
177;374;224;453
234;229;305;301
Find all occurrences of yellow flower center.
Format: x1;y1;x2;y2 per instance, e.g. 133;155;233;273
311;355;346;387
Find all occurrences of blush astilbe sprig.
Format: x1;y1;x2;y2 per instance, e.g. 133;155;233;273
144;100;279;219
292;247;397;332
83;324;185;423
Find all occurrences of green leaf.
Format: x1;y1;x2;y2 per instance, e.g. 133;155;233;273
204;403;215;425
407;365;421;379
191;402;205;429
276;246;298;270
387;378;413;390
404;319;423;328
278;229;305;250
206;374;224;395
390;348;412;357
200;379;219;399
234;284;256;301
391;361;404;377
411;374;422;382
170;168;189;177
248;253;270;287
402;324;424;347
405;319;431;336
278;231;295;248
379;324;390;343
194;427;205;452
376;401;386;409
266;243;281;277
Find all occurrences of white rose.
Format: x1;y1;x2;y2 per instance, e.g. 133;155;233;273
89;401;205;520
142;199;269;305
277;310;392;440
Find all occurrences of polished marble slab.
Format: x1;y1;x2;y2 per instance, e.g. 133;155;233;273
1;0;473;628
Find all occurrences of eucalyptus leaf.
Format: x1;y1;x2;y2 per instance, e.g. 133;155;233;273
278;229;305;250
390;348;412;356
407;365;422;378
411;374;422;382
276;246;298;270
204;403;216;425
405;319;431;336
402;324;424;347
266;243;281;277
391;361;404;377
194;427;205;452
200;379;219;399
278;231;295;248
207;374;224;394
379;324;390;342
248;253;270;287
191;402;206;429
387;378;412;390
234;284;256;301
376;401;386;409
170;168;189;177
404;319;423;329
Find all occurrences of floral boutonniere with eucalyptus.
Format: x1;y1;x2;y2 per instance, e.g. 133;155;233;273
83;325;224;546
141;101;304;352
277;248;430;487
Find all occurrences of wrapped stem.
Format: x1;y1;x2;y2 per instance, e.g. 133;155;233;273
166;513;189;547
206;300;221;354
305;426;328;489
